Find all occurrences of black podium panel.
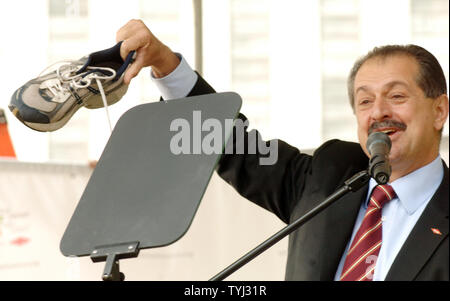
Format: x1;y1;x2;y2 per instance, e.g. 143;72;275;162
60;92;242;257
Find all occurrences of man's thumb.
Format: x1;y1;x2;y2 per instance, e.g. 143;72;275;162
124;56;144;84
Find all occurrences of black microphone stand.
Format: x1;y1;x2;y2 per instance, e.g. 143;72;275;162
209;169;371;281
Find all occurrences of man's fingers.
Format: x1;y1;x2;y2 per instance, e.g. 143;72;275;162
123;51;146;84
116;19;141;42
116;19;166;83
120;33;151;61
124;64;141;85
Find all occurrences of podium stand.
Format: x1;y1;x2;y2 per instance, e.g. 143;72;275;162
60;92;242;280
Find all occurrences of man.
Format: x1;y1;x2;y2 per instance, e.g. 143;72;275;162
116;19;449;281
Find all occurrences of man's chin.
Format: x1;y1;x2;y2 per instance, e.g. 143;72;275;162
388;149;410;176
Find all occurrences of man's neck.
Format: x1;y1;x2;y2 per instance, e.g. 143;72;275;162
389;153;440;183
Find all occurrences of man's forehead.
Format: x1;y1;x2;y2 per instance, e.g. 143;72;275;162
354;54;419;91
356;80;411;94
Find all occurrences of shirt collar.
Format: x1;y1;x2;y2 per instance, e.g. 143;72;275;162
365;156;444;215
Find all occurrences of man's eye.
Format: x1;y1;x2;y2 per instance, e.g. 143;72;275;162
359;99;370;105
391;94;404;99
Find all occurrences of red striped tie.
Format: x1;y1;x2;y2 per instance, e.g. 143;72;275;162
340;184;396;281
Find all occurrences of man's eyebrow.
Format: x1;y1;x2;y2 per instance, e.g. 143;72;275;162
384;80;410;90
355;85;370;95
355;81;410;94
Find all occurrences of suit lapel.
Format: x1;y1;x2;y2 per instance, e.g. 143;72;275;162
385;163;449;281
318;182;369;280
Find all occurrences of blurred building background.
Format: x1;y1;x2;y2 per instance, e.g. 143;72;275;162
0;0;448;163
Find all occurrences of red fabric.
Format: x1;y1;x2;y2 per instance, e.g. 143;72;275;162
340;184;396;281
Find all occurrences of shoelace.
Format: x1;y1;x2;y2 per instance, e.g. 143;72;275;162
39;61;115;133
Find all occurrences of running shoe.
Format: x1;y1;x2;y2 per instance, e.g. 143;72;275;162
9;41;135;132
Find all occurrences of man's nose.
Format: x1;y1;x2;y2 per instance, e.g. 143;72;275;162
370;97;392;121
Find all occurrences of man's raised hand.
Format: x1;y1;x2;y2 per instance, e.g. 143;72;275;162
116;19;180;84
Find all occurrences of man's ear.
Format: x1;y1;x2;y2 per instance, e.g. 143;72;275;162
433;94;449;131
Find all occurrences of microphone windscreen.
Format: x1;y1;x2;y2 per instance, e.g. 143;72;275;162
366;132;391;155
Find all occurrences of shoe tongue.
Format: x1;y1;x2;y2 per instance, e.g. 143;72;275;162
76;41;135;81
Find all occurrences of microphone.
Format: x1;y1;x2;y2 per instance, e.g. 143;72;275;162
366;132;392;184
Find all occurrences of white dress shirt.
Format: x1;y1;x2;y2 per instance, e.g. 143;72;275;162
150;53;198;100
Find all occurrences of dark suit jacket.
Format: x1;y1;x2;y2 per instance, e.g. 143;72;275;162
184;73;449;281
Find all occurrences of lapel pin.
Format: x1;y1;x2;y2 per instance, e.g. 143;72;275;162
431;228;442;235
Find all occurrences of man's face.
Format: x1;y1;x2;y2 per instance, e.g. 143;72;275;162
354;54;444;178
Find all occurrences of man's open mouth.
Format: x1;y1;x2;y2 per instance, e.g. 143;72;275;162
376;128;399;136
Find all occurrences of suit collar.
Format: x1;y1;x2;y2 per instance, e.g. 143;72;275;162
385;161;449;280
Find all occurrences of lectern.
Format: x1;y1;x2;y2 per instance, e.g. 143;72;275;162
60;92;242;280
